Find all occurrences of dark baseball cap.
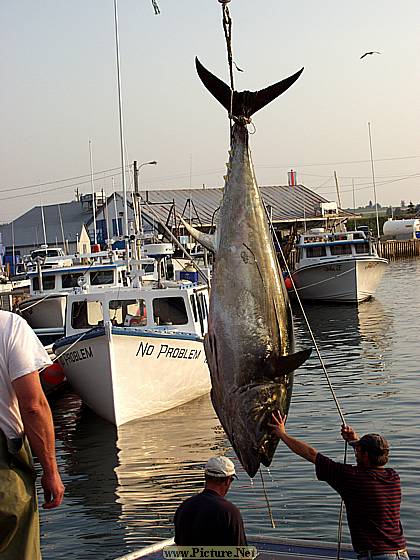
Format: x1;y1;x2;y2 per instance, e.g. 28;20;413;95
349;434;389;453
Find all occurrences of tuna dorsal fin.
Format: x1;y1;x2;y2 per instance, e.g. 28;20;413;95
195;57;304;119
271;348;312;378
179;216;217;253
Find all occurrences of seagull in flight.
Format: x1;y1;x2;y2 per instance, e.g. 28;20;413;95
360;51;381;59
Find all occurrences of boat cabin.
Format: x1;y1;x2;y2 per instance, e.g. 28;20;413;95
27;262;129;295
295;230;376;265
28;246;73;270
65;284;210;338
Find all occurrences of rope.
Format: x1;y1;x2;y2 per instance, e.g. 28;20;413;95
265;205;349;557
220;1;235;138
269;217;347;425
259;468;276;529
292;265;354;292
150;0;160;15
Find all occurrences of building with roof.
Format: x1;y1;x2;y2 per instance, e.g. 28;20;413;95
0;183;354;269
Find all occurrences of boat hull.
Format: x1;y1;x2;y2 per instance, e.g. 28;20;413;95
19;294;67;328
54;325;211;426
292;257;387;303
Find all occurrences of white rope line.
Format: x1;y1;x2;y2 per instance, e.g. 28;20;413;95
38;328;97;375
19;291;60;312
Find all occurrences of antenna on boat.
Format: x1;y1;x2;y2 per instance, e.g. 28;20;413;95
368;122;380;238
39;187;47;248
89;140;98;245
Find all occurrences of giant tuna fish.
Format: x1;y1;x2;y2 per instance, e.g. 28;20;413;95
183;58;311;477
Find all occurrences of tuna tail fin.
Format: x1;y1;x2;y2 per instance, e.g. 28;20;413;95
195;57;304;119
179;216;217;253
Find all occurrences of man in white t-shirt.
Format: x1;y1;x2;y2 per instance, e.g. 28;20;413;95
0;310;65;560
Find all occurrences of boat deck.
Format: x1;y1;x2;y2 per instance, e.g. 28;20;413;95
114;536;419;560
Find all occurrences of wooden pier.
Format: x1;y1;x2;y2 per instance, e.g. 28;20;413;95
377;239;420;259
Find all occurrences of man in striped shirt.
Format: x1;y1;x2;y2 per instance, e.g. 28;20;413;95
270;412;408;559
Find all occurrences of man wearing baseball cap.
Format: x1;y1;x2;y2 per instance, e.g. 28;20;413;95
270;413;408;560
174;455;247;545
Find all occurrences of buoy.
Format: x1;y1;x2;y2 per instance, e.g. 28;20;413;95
284;276;293;290
42;362;65;386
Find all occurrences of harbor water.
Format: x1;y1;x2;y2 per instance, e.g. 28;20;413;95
39;258;420;559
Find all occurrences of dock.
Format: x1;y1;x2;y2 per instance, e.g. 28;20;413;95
113;536;419;560
377;239;420;259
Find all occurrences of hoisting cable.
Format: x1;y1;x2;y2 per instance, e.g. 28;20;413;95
150;0;160;15
219;0;235;138
265;204;348;559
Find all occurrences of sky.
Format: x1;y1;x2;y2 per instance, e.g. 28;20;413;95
0;0;419;223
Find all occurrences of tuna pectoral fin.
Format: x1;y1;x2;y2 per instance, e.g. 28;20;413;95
196;57;304;119
179;216;217;253
273;348;312;377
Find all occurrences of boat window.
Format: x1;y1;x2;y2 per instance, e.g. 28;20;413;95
142;263;155;273
71;300;103;329
32;276;56;291
109;299;147;327
355;242;370;254
306;246;327;258
190;295;198;322
195;294;204;336
330;244;352;256
90;270;114;285
62;272;84;289
152;297;188;326
198;293;208;319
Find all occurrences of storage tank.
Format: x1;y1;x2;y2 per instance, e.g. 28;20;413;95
383;219;420;240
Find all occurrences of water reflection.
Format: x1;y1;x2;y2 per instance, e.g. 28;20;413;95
47;394;224;557
115;396;225;547
42;261;419;556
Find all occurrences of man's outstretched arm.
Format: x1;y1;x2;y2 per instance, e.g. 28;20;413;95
269;412;317;464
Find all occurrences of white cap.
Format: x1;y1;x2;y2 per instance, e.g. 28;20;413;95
204;456;237;478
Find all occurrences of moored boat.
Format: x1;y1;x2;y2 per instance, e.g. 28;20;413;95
291;229;388;303
53;280;211;426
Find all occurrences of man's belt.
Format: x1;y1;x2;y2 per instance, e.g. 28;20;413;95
357;549;407;558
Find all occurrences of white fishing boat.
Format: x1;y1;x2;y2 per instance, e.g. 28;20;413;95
52;278;211;426
27;246;73;271
18;256;129;333
291;229;388;303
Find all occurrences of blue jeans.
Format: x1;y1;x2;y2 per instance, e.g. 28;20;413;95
357;552;409;560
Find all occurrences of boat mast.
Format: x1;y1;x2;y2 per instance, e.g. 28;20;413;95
113;0;129;252
368;122;380;238
39;187;47;247
89;140;98;245
58;204;66;253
